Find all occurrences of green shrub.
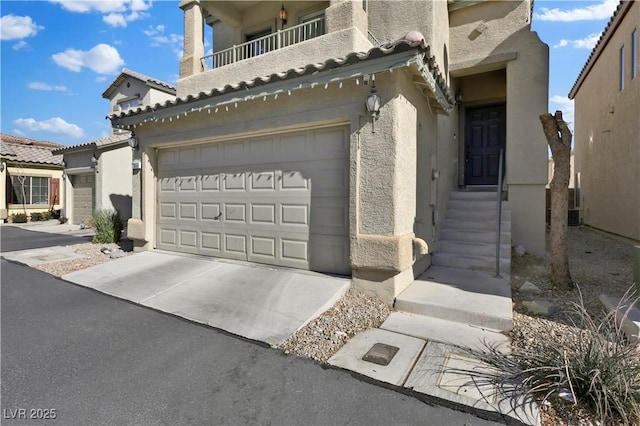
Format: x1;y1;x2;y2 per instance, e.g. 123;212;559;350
91;209;124;244
450;287;640;425
30;212;42;221
11;213;27;223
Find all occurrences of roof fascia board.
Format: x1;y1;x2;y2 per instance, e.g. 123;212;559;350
413;53;453;113
448;0;489;12
110;50;424;127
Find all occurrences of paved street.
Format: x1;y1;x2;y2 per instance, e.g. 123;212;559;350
1;226;92;252
1;227;502;425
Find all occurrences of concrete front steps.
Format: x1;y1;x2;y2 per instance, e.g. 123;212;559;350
385;190;513;351
434;191;511;275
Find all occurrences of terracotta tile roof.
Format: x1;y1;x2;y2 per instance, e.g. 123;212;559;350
102;68;177;99
52;133;132;154
107;36;453;122
569;0;632;98
0;134;64;166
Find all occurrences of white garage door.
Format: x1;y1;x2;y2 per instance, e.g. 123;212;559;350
72;173;94;225
156;127;350;275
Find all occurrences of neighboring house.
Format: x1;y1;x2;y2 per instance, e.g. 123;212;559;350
0;133;64;221
107;0;549;303
569;0;639;242
54;69;177;225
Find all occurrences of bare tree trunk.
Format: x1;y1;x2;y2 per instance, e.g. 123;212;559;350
539;111;573;289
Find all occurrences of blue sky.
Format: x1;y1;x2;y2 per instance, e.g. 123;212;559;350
0;0;621;145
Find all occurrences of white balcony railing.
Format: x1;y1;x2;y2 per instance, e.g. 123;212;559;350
201;17;325;71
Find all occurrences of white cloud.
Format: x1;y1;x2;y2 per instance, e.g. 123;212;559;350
144;24;183;59
52;43;124;74
13;117;85;139
13;40;28;50
535;0;618;22
50;0;151;27
1;14;44;40
28;82;69;92
550;95;575;129
553;32;601;49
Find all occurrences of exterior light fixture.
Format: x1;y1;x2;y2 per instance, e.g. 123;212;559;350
279;4;287;29
366;84;381;133
61;159;66;168
455;90;463;104
0;162;5;172
128;137;139;149
91;154;99;166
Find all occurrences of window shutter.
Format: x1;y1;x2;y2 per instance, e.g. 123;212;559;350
50;177;60;207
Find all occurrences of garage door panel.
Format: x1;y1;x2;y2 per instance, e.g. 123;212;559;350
159;202;177;219
201;174;221;191
309;235;350;275
179;203;198;220
223;173;246;191
72;173;94;225
157;126;350;275
281;204;308;226
250;171;276;190
251;204;276;224
224;234;247;258
180;230;198;248
201;203;222;220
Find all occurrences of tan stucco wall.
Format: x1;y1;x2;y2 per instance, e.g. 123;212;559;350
109;77;175;113
3;165;63;219
573;3;640;241
61;146;133;224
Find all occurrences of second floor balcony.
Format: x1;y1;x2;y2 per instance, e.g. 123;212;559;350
178;0;371;98
202;17;326;71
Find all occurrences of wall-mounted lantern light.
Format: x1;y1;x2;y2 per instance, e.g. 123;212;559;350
455;90;463;105
0;162;5;172
279;4;287;29
91;154;99;173
366;84;381;133
61;159;66;169
128;137;139;149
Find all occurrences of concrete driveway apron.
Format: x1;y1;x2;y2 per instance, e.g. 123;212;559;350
63;251;349;346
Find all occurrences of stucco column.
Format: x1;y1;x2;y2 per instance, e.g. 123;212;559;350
505;31;549;257
179;0;204;78
351;83;418;304
326;0;368;37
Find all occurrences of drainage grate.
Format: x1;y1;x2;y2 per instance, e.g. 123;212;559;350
362;343;399;366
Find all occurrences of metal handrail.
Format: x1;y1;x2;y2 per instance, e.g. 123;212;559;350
495;148;504;277
201;17;325;70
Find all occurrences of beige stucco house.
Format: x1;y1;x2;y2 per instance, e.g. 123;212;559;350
107;0;549;303
54;69;177;225
0;134;64;222
569;0;639;242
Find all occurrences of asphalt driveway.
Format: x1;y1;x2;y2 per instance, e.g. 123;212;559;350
1;226;92;252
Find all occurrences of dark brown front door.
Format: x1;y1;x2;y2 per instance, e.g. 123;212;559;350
464;104;506;186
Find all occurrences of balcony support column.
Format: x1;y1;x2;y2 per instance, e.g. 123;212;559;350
326;0;368;37
180;0;205;78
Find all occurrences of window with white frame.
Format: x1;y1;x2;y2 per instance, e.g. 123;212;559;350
632;29;637;80
620;45;625;91
11;176;49;205
117;97;141;111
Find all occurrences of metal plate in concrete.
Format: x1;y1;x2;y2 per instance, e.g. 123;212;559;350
405;341;539;426
327;328;426;386
2;246;86;266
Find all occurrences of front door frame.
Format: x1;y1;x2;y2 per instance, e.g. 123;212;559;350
463;103;506;187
